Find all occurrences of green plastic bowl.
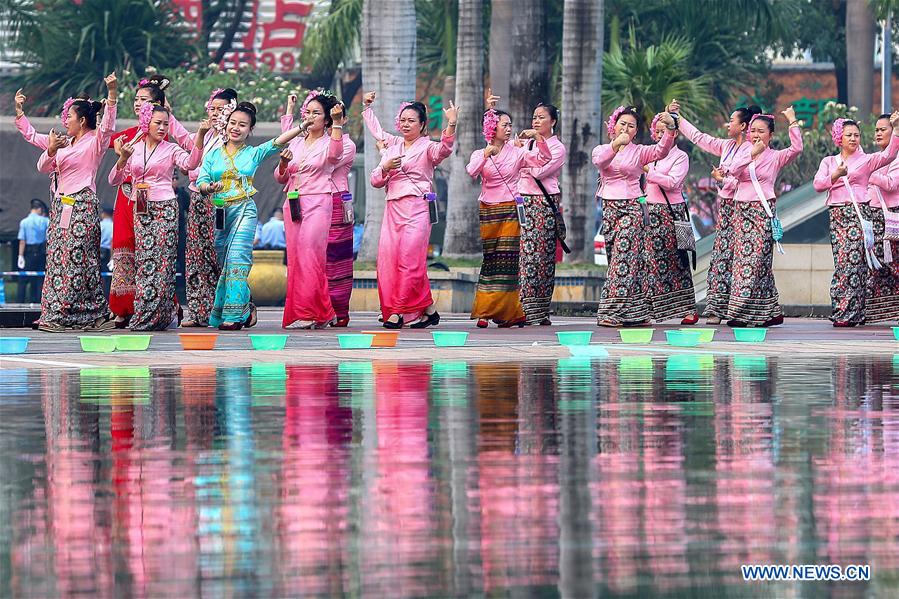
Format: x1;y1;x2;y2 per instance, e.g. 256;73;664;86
683;328;716;343
432;331;469;347
665;330;702;347
249;334;289;350
337;334;374;349
79;336;117;353
618;328;654;343
556;331;593;346
0;337;30;354
733;328;767;342
115;335;152;351
892;327;899;341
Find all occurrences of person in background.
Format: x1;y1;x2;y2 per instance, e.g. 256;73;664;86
254;222;264;248
260;207;286;249
99;206;113;295
17;198;49;304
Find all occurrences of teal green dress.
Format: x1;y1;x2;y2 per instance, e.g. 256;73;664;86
197;139;281;325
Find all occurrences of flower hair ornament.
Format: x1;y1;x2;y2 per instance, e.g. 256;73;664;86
138;101;161;134
394;101;413;131
649;113;663;141
749;113;775;128
831;118;848;147
60;97;77;126
205;88;225;112
482;109;499;143
606;106;627;138
138;75;170;90
215;98;238;140
300;89;320;119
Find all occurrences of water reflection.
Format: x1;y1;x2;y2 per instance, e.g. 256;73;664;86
2;355;899;596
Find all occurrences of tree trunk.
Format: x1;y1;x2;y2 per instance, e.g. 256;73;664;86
443;0;484;258
509;0;548;131
488;0;513;101
846;0;875;115
358;0;417;261
561;0;603;263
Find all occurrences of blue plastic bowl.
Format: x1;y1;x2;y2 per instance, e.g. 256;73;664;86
0;337;30;354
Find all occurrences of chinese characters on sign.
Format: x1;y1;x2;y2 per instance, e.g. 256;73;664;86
172;0;314;72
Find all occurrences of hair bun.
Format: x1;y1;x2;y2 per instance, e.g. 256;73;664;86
146;74;170;90
747;105;763;117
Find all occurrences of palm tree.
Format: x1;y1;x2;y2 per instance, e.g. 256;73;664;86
443;0;484;258
846;0;876;115
509;0;549;130
561;0;604;263
602;33;716;139
357;0;417;261
488;0;513;101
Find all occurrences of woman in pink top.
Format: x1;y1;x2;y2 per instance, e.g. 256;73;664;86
813;112;899;326
516;103;567;325
726;107;803;327
363;91;458;329
29;73;118;332
592;106;677;326
668;100;760;324
866;113;899;321
179;87;238;328
274;90;346;329
643;113;698;324
466;96;551;328
282;95;358;327
108;103;209;330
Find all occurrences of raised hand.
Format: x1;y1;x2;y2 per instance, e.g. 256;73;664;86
104;72;117;98
363;91;376;107
286;93;297;115
279;148;293;163
330;103;344;120
48;130;68;153
890;111;899;130
198;118;212;134
751;139;767;158
484;144;500;158
612;132;631;150
443;100;459;125
485;88;500;110
119;140;135;160
667;99;681;114
14;88;25;116
781;106;797;124
518;129;538;140
657;112;675;129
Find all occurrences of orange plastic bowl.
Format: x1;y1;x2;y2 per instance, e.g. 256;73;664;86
361;330;399;348
178;333;218;350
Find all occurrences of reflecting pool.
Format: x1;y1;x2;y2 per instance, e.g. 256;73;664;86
2;355;899;597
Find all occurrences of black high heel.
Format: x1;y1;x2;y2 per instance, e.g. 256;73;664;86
383;314;404;330
410;310;440;329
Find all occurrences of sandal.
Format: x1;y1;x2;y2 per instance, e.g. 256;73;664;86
218;321;243;331
180;319;208;328
38;321;68;333
244;303;258;328
596;319;620;328
409;309;440;329
680;312;700;325
85;314;116;332
498;317;526;328
383;314;404;330
286;320;316;329
476;319;489;328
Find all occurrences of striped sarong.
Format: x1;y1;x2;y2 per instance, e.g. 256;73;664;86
327;193;354;320
471;201;525;322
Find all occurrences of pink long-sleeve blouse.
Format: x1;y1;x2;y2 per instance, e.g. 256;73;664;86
729;125;803;202
517;136;567;195
678;116;746;198
108;139;202;201
15;115;50;150
813;135;899;206
331;136;357;192
592;130;676;199
644;146;689;204
37;102;117;195
466;141;551;204
867;157;899;208
273;133;345;194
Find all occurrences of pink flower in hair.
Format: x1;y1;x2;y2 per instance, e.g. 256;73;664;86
60;97;77;127
650;113;663;141
831;118;847;147
138;78;150;87
300;89;320;119
606;106;627;138
138;101;156;134
394;101;413;131
205;88;225;112
482;109;499;143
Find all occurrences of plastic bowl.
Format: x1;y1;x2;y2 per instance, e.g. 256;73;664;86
115;335;152;351
432;331;469;347
567;345;610;358
337;334;374;349
684;328;716;343
556;331;593;346
892;326;899;341
0;337;30;354
79;336;117;353
362;330;399;348
665;330;702;347
178;333;218;350
249;334;289;350
733;328;768;343
618;328;654;344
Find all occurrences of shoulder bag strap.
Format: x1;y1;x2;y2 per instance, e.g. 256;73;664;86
842;174;881;269
533;177;571;254
748;161;786;255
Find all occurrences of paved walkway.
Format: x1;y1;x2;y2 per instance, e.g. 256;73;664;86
2;311;898;369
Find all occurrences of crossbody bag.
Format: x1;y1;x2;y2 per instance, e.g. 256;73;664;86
843;175;882;270
873;186;899;263
748;162;785;255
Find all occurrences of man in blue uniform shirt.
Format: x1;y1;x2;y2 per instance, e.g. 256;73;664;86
17;199;49;303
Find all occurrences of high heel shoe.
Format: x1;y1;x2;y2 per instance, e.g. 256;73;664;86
476;319;489;328
680;312;699;325
498;317;526;328
410;310;440;329
244;303;258;328
383;314;404;330
333;317;350;328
